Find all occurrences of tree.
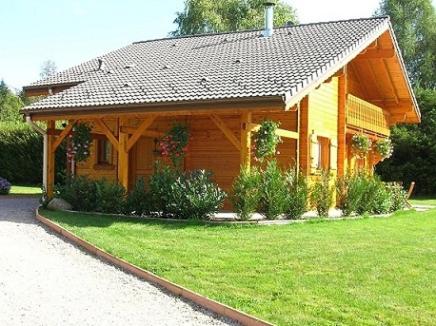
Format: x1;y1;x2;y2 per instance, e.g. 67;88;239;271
0;80;23;123
376;0;436;89
171;0;297;36
40;60;57;79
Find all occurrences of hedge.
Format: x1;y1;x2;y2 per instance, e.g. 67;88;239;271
0;122;65;185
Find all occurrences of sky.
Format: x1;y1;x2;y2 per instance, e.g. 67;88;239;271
0;0;404;89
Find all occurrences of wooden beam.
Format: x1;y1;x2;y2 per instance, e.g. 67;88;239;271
298;97;310;175
209;115;241;151
29;99;284;121
52;120;76;151
248;123;299;139
126;115;156;152
46;121;56;199
240;113;252;170
94;119;119;151
120;127;163;138
118;118;129;190
382;59;399;104
356;48;395;59
337;68;347;177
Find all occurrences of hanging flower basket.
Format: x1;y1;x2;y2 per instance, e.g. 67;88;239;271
374;138;393;160
159;123;189;168
68;122;92;162
351;133;371;159
253;120;282;162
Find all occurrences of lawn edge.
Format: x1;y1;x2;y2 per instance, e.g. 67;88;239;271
36;208;274;326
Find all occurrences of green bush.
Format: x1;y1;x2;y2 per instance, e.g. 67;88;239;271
149;163;179;216
337;173;400;216
57;176;97;211
388;184;408;212
0;177;11;195
259;160;288;220
125;178;151;216
284;168;308;219
95;179;126;214
310;170;333;218
336;173;367;216
168;170;226;220
231;167;262;220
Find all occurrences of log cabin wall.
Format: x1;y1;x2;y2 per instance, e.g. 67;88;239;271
75;110;298;194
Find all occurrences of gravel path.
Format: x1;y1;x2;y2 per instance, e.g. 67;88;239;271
0;196;235;326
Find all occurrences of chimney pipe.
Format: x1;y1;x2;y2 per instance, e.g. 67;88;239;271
263;1;276;37
97;58;106;71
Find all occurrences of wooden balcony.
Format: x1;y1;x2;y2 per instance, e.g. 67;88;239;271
346;94;390;136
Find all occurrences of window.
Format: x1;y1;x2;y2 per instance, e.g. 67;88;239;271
97;138;113;165
317;136;331;170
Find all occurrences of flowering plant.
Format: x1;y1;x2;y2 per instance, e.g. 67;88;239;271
159;123;189;168
0;177;11;195
68;122;92;162
253;120;281;162
351;133;372;158
375;138;393;160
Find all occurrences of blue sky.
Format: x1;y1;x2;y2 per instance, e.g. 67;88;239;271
0;0;418;89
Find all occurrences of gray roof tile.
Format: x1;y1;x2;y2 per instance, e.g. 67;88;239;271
23;17;390;113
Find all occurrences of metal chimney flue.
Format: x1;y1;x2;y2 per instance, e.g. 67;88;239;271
263;1;276;37
97;58;106;71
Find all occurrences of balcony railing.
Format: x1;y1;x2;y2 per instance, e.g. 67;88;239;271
346;94;390;136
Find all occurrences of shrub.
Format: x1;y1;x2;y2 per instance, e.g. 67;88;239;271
231;167;262;220
389;184;407;212
0;177;11;195
168;170;226;219
57;176;97;211
284;168;308;219
95;179;126;214
149;163;179;215
310;170;333;217
0;122;65;185
336;173;367;216
125;178;151;216
259;160;288;220
369;178;392;214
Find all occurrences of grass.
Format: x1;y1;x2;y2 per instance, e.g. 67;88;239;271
9;184;42;195
40;209;436;325
410;196;436;206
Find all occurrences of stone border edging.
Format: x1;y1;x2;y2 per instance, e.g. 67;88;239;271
35;209;274;326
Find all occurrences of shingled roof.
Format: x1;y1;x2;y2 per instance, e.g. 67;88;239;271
22;16;399;114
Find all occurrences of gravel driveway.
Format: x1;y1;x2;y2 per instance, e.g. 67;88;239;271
0;196;235;326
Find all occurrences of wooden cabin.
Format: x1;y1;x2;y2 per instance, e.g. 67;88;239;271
21;16;420;201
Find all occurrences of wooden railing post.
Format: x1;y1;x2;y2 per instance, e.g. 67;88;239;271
240;112;252;170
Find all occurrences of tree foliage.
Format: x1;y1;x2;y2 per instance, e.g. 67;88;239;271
40;60;57;79
171;0;297;36
0;80;23;123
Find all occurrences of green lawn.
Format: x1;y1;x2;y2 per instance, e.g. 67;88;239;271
41;209;436;325
410;197;436;206
9;184;42;195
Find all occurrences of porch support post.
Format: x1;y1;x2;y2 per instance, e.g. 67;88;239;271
337;66;347;177
240;112;252;170
298;96;310;175
118;118;129;190
46;120;56;199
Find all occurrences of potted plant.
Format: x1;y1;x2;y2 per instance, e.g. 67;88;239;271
253;120;282;162
374;138;393;161
351;133;372;159
159;123;189;169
